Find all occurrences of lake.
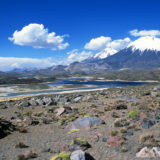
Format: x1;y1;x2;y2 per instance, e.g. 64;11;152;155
1;77;147;98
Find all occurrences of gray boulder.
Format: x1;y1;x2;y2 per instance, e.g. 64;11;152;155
65;117;101;132
19;101;29;107
74;97;82;103
70;150;85;160
29;98;38;106
154;85;160;91
36;99;44;106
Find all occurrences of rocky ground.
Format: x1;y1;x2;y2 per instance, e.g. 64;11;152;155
1;83;160;160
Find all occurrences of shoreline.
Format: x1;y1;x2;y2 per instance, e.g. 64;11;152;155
0;87;110;102
0;78;155;102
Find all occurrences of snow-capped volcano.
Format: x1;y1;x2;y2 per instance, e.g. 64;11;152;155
82;36;160;70
97;36;160;69
94;48;117;59
127;36;160;52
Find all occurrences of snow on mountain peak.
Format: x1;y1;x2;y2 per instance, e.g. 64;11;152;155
127;36;160;52
94;48;117;59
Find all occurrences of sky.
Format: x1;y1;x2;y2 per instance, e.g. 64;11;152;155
0;0;160;71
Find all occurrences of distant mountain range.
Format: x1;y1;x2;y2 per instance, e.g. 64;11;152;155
63;36;160;74
7;36;160;76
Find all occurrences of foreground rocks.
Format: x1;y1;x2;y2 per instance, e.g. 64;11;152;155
50;150;95;160
65;117;102;132
136;147;160;158
0;118;15;139
0;84;160;159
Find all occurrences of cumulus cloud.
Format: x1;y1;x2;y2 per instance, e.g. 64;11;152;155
106;37;131;50
0;57;55;71
66;49;93;64
84;36;111;50
9;23;69;50
84;36;131;51
130;29;160;37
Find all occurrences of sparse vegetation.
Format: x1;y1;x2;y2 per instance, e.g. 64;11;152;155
128;110;139;118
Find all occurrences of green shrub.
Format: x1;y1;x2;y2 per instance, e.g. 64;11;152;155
50;152;71;160
128;110;139;118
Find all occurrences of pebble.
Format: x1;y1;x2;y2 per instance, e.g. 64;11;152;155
142;119;155;129
102;137;107;142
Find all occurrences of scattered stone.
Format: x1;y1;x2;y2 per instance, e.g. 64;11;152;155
85;152;96;160
50;152;71;160
102;137;108;142
139;133;157;146
142;118;155;129
142;92;151;96
74;97;82;103
69;137;91;151
55;108;65;117
42;97;53;106
114;118;129;127
136;147;160;158
48;108;56;113
36;99;44;106
0;118;15;139
19;101;30;107
125;96;136;102
1;105;7;109
107;136;126;147
91;135;99;142
120;146;128;152
17;126;28;133
110;130;119;136
70;150;85;160
111;112;120;118
42;118;52;124
104;105;112;111
123;129;134;136
30;119;39;126
2;85;160;159
90;104;98;108
63;105;72;110
154;86;160;91
15;142;29;148
42;148;51;153
140;112;147;119
83;95;95;102
29;98;38;106
114;104;127;110
17;150;37;160
120;128;127;133
65;117;101;131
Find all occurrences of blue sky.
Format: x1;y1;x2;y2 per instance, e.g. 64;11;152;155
0;0;160;71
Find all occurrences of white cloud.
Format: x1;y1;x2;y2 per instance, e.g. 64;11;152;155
106;37;131;50
0;50;93;71
66;49;93;64
9;23;69;50
84;36;131;51
129;29;160;37
0;57;55;71
84;36;111;50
